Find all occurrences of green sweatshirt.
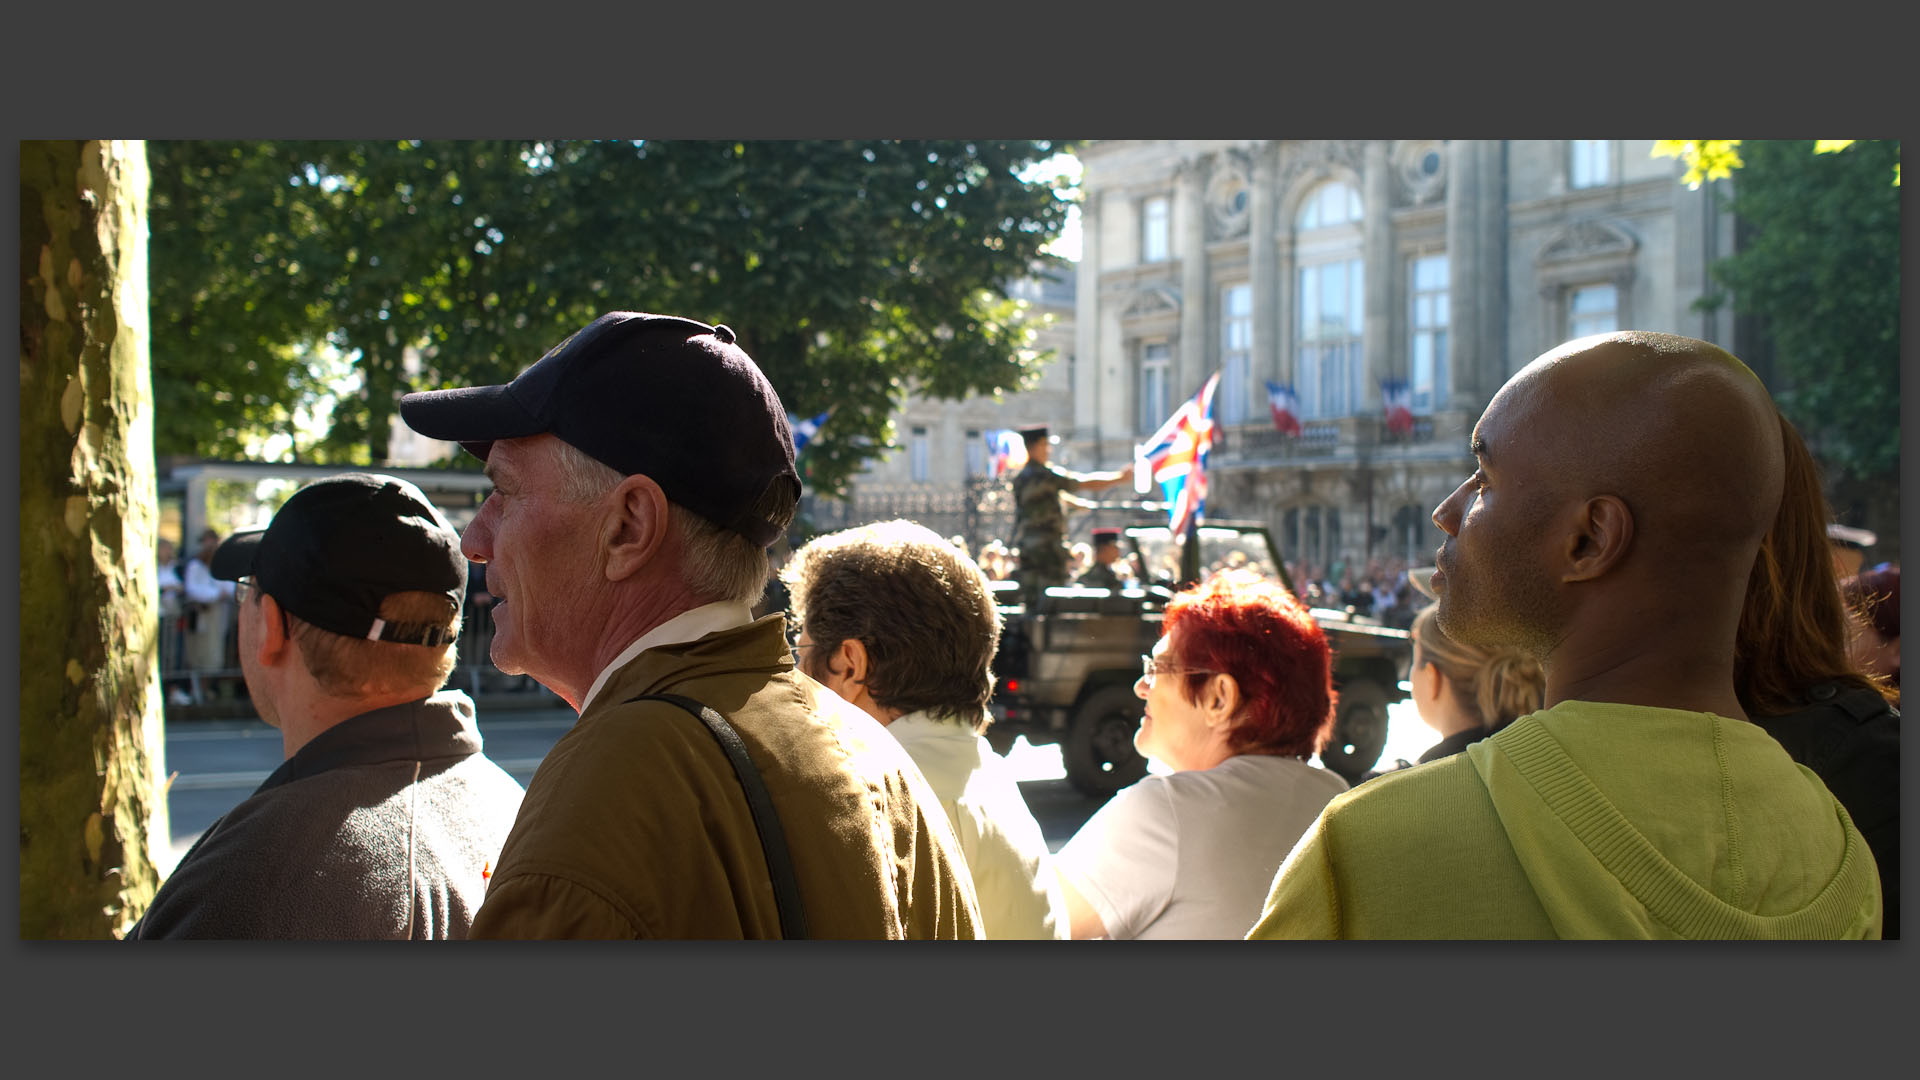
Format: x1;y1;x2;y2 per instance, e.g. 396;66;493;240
1248;700;1882;939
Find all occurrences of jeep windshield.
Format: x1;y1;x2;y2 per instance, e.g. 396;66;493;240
1125;525;1283;586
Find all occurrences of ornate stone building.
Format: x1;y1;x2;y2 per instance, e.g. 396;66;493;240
1068;139;1740;578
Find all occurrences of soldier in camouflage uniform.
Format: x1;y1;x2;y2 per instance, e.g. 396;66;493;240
1074;528;1127;590
1010;426;1128;606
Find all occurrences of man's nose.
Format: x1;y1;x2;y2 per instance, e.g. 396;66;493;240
461;504;495;564
1433;482;1467;537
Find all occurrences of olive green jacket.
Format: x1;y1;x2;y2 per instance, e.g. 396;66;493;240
468;615;983;939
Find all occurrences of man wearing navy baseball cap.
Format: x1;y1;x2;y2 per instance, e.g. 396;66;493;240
400;311;981;939
129;474;524;939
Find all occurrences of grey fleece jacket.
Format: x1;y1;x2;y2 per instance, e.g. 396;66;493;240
129;691;524;940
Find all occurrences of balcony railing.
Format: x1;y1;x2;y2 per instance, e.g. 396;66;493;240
1219;414;1436;461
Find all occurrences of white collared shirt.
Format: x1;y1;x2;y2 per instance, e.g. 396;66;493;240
886;710;1069;940
577;601;754;714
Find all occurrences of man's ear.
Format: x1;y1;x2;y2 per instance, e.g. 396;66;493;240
1563;494;1633;584
257;594;292;666
834;638;870;687
603;474;671;582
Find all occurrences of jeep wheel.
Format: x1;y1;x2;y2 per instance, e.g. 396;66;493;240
1321;678;1390;784
1064;685;1150;798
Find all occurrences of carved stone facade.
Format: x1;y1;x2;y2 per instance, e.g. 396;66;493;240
1066;139;1741;580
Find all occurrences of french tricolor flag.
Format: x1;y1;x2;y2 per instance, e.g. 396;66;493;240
985;429;1028;478
1380;379;1415;436
1265;381;1302;437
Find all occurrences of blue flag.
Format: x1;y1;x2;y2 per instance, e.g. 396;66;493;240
789;410;831;454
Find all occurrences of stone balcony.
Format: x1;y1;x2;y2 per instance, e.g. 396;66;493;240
1214;412;1449;467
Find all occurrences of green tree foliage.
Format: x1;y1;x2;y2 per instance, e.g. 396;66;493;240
1708;139;1901;485
147;140;1077;493
1654;139;1900;189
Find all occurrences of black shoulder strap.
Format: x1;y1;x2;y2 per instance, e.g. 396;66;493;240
628;693;808;940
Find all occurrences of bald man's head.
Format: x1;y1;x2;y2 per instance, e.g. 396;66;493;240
1432;331;1785;660
1522;331;1783;561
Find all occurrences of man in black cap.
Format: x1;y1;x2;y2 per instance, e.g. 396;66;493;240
1074;528;1128;590
128;474;525;939
399;311;981;939
1010;426;1129;605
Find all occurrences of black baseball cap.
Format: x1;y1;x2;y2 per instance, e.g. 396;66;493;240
1018;425;1053;446
211;474;466;646
398;312;801;549
1091;527;1122;545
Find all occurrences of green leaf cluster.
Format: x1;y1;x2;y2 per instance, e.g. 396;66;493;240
147;140;1078;494
1709;138;1901;485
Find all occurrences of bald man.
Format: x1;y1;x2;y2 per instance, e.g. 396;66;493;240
1248;332;1882;939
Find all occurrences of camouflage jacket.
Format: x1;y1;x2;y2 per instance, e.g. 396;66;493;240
1075;561;1123;590
1011;462;1082;548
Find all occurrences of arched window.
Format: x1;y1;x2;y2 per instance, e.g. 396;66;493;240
1295;180;1364;230
1294;180;1365;420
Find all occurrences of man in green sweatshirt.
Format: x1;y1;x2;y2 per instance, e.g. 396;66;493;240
1248;331;1882;940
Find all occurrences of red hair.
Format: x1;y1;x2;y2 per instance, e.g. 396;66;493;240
1163;570;1337;758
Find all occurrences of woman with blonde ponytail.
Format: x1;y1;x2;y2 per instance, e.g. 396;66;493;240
1405;603;1545;764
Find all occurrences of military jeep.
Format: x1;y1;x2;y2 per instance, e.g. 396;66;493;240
988;521;1412;798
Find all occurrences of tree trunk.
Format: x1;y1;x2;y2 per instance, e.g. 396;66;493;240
19;140;169;939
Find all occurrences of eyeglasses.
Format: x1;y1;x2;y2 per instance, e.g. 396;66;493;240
1139;654;1218;687
236;577;294;637
789;634;821;664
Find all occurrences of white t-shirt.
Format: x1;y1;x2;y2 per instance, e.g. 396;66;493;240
886;711;1069;940
1055;753;1348;940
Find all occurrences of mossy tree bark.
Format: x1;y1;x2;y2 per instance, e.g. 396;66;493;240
20;140;170;939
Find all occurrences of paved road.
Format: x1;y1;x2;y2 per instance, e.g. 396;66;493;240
159;705;1112;872
161;697;1440;874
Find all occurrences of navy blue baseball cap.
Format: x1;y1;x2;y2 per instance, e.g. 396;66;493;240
398;312;801;548
211;473;466;646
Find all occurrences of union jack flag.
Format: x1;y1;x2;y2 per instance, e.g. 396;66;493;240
985;429;1028;478
1135;372;1221;537
1265;380;1302;437
1380;379;1415;436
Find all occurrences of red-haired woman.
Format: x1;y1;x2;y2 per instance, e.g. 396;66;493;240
1053;571;1349;939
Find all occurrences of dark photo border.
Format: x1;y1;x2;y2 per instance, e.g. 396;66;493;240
6;4;1912;1074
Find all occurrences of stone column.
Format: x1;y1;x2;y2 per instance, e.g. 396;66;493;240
1275;150;1297;388
1075;188;1103;458
1444;139;1481;407
1476;141;1508;397
1177;156;1208;399
1362;140;1394;412
1249;145;1278;394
